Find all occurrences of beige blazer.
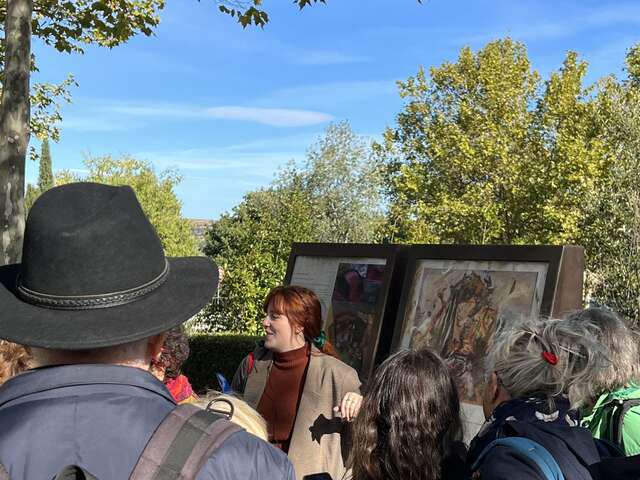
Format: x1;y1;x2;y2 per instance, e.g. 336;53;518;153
238;346;361;480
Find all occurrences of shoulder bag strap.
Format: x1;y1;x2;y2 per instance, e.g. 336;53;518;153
471;436;565;480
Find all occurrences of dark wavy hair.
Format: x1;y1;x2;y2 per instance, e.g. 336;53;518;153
157;326;190;379
350;347;463;480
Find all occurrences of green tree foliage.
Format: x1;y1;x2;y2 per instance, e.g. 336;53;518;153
202;122;384;333
0;0;350;265
203;187;316;333
29;75;77;145
379;38;606;245
37;138;53;191
24;183;39;214
624;44;640;86
0;0;165;143
579;52;640;325
57;155;199;257
280;121;385;243
24;138;54;213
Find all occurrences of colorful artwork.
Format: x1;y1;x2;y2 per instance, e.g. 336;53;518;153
400;260;547;405
326;263;386;373
289;256;388;379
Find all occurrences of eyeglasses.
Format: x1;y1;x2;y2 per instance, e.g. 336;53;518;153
205;397;235;420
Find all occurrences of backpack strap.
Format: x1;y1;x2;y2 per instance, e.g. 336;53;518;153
611;398;640;448
130;403;243;480
471;437;565;480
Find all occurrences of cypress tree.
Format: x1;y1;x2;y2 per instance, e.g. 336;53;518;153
37;138;53;192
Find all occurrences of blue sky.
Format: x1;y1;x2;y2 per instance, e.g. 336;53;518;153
28;0;640;219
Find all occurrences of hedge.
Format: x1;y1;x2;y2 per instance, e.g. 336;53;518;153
184;333;261;393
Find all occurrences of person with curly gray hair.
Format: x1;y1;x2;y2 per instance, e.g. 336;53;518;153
566;308;640;456
467;317;605;480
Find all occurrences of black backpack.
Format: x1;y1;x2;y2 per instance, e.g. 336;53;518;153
604;398;640;454
0;404;242;480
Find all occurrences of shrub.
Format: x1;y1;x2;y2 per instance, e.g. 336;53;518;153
184;333;261;393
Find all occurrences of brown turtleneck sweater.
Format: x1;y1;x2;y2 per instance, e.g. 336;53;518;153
257;343;310;452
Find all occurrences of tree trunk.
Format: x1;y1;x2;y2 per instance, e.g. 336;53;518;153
0;0;32;265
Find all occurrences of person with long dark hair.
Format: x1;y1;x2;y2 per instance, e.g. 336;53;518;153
232;285;362;480
349;347;469;480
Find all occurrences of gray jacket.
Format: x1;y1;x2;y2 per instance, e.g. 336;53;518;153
0;364;295;480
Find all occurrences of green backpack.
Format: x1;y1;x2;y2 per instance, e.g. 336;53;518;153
582;386;640;456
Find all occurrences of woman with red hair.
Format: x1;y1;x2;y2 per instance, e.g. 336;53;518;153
232;285;362;480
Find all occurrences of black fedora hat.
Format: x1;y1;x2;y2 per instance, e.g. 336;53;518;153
0;182;218;349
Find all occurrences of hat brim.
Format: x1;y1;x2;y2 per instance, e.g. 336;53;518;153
0;257;218;349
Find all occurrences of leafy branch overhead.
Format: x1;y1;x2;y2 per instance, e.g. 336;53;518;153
0;0;370;267
217;0;326;28
24;0;165;53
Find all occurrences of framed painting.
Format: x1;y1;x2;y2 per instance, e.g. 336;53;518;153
390;245;584;440
284;243;406;382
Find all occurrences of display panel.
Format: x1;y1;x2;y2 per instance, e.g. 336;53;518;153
398;259;548;440
285;244;402;381
390;244;574;442
286;242;583;433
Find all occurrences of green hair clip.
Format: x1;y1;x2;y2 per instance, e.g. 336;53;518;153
312;330;327;349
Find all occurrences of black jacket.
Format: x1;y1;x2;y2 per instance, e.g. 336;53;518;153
477;420;600;480
441;444;472;480
588;455;640;480
468;397;600;480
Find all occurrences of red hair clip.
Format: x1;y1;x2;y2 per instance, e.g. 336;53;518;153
542;351;558;365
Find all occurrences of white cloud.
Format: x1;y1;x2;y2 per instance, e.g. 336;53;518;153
205;106;332;127
107;103;333;127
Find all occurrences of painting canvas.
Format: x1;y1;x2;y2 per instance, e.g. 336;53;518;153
289;255;388;378
327;262;386;373
400;259;548;406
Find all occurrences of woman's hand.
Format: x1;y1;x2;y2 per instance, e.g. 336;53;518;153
334;392;363;422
